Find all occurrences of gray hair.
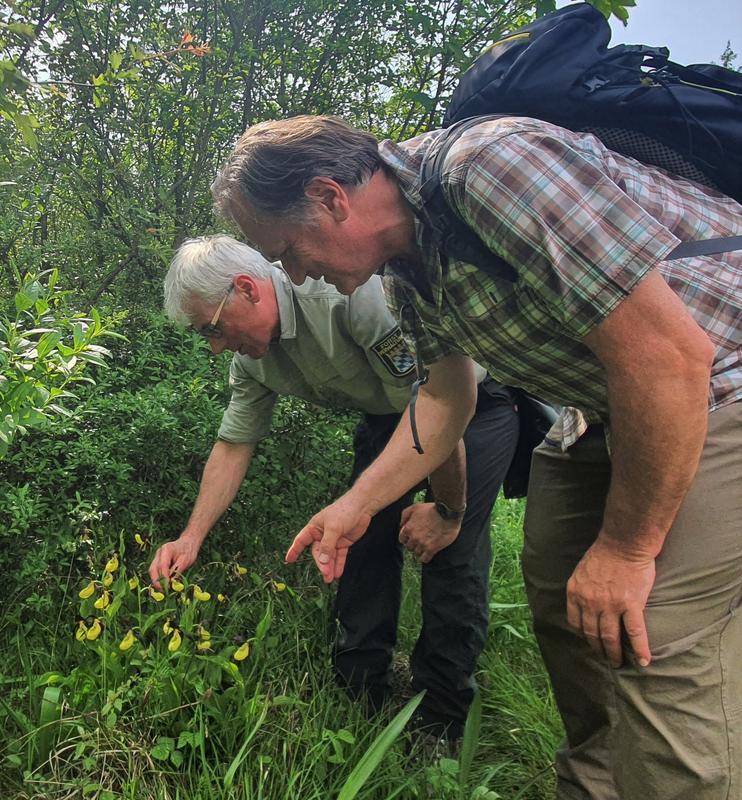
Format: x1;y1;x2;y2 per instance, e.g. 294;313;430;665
211;115;382;226
164;234;274;325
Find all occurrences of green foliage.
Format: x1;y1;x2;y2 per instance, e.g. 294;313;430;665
0;313;356;597
0;0;639;317
0;269;120;457
0;12;38;147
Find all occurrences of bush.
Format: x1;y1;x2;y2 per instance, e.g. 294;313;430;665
0;268;120;456
0;312;357;598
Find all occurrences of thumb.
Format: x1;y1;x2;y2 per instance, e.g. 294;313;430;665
315;524;343;583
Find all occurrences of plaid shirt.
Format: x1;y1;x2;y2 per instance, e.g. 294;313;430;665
379;117;742;447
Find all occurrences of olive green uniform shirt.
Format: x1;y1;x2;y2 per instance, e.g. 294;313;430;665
219;270;471;443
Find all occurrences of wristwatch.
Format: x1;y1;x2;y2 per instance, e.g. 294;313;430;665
434;500;467;522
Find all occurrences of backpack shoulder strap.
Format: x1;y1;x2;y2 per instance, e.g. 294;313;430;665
418;116;518;282
418;116;741;274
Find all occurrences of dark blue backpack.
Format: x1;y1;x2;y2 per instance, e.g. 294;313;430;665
419;2;742;281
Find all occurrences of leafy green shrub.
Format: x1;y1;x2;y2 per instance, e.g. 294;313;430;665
0;268;120;457
0;313;357;598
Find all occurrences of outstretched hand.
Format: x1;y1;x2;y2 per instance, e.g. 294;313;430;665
149;537;200;590
566;535;655;668
285;495;372;583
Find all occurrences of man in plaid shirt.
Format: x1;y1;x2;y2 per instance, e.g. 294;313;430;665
212;115;741;799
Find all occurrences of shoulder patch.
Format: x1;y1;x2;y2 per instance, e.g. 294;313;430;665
371;327;415;377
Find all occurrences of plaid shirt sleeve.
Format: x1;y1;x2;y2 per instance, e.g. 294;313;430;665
448;128;681;338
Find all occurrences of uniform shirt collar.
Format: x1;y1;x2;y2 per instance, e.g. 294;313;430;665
270;267;298;341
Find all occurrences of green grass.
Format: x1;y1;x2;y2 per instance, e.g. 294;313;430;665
0;496;561;800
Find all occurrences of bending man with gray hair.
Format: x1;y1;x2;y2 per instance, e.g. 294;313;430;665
149;234;519;745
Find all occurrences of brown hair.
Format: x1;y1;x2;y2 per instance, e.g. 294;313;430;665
212;115;382;224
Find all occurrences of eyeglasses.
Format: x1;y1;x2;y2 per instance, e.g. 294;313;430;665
195;283;233;339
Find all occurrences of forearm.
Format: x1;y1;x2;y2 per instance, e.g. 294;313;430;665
600;360;710;558
182;439;254;545
350;355;477;516
428;440;467;509
583;273;715;559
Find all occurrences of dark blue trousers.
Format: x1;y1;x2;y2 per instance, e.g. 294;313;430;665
332;379;519;736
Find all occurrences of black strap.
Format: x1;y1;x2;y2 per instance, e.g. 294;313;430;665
400;302;429;455
408;372;428;455
666;235;742;260
419;115;742;280
419;117;517;282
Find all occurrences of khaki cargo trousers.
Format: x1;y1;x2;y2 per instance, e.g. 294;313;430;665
522;402;742;800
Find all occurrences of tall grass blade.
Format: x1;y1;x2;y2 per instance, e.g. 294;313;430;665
222;699;269;791
459;688;482;794
337;691;424;800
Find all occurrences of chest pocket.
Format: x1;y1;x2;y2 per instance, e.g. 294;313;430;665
446;272;561;353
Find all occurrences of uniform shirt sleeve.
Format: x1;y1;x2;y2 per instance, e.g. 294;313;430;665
217;356;278;443
448;129;680;338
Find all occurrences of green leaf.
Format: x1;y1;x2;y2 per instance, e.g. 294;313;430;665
150;737;175;761
612;4;629;24
72;322;84;349
337;692;425;800
14;291;35;313
459;689;482;791
177;730;202;750
36;331;61;358
36;685;62;765
223;699;269;791
336;729;355;745
7;23;36;38
110;52;124;72
14;113;38;148
255;601;272;641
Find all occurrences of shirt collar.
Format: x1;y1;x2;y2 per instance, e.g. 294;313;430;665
379;132;447;310
270;267;297;340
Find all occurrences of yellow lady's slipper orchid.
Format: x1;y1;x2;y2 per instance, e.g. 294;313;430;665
171;578;185;593
149;588;165;602
119;630;136;651
75;621;88;641
134;533;148;549
79;581;95;600
195;625;211;640
217;593;227;603
94;591;111;610
104;554;119;574
233;642;250;661
235;565;248;576
128;576;139;590
163;619;174;635
102;571;114;587
193;585;211;602
196;640;212;652
86;619;103;640
273;581;287;592
168;629;182;653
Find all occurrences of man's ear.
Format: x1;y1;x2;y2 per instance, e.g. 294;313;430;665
304;177;350;221
233;274;260;303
